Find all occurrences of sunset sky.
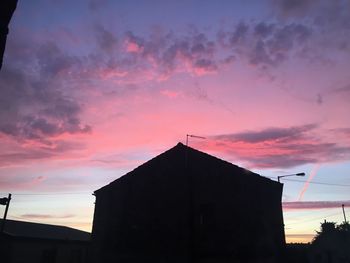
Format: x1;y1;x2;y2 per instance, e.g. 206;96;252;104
1;0;350;243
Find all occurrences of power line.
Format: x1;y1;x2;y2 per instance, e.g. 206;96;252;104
265;177;350;187
284;178;350;187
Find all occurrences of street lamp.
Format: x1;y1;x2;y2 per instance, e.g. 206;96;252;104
277;172;305;183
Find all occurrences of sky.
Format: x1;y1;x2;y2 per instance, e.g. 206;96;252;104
0;0;350;243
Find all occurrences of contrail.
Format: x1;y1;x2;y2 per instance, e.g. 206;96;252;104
298;164;321;201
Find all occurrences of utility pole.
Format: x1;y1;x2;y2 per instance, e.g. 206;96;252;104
0;193;12;233
342;204;347;223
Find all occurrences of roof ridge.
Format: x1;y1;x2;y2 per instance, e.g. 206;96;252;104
95;143;186;193
94;142;273;194
0;218;88;232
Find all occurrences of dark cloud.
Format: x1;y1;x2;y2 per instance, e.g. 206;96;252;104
222;55;236;64
88;0;108;11
254;22;275;38
217;22;249;49
36;42;81;77
194;58;217;72
118;30;218;77
0;151;55;164
332;85;350;94
214;124;316;143
271;0;350;41
95;25;118;53
0;140;85;166
0;70;90;143
8;114;91;141
272;0;317;17
250;23;312;66
161;40;190;72
248;154;318;168
0;140;84;161
216;21;312;68
200;124;350;168
331;128;350;138
0;40;91;146
85;16;323;78
229;22;249;45
243;141;349;168
21;213;75;219
268;24;311;52
250;40;275;66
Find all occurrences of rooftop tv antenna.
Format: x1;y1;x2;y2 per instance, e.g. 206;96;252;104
186;134;206;146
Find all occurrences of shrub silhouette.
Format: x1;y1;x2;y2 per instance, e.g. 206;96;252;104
309;220;350;263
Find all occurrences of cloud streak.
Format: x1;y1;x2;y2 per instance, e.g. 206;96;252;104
196;124;350;168
20;213;75;219
283;200;350;210
298;164;321;201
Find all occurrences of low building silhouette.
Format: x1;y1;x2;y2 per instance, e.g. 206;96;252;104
0;219;90;263
91;143;285;263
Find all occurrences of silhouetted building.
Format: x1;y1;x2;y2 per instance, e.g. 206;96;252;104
0;219;90;263
91;143;285;263
0;0;18;70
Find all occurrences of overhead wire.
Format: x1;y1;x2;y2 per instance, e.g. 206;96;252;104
265;176;350;187
1;177;350;197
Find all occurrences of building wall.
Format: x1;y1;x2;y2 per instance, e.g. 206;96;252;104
91;154;190;263
91;150;285;263
1;236;88;263
188;151;285;262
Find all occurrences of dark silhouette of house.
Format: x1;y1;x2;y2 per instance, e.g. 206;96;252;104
90;143;285;263
0;219;90;263
0;0;18;70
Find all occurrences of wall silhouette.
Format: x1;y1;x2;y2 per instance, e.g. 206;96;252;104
0;0;18;70
90;143;285;263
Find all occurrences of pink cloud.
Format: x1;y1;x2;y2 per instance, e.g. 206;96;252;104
20;213;75;219
283;200;350;211
160;90;180;98
125;41;143;53
98;68;128;79
0;174;47;191
194;125;350;168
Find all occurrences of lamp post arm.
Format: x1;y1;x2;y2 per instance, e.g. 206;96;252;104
277;173;305;183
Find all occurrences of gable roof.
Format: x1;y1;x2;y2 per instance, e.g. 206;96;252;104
95;142;277;194
0;219;90;241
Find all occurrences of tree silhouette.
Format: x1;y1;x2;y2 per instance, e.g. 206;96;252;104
310;220;350;263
